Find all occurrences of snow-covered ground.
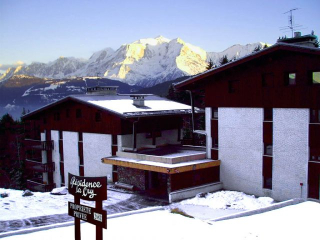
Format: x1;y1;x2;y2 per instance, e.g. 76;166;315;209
0;188;132;221
3;187;318;239
3;201;319;240
0;188;274;222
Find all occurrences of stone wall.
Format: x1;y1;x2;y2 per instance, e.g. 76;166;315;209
118;167;146;190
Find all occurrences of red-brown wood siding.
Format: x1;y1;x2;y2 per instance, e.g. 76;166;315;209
170;166;220;192
37;101;122;135
308;162;320;199
263;122;273;145
203;52;320;109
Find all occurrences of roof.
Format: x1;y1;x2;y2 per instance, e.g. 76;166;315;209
174;43;320;90
22;93;196;119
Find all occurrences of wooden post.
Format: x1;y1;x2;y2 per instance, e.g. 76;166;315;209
75;197;81;240
96;200;103;240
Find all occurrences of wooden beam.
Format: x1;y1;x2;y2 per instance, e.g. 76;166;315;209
102;158;220;174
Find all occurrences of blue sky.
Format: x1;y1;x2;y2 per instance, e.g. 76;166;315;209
0;0;319;71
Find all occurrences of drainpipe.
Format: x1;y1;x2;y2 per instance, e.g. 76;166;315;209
187;90;195;132
186;90;206;136
132;118;140;151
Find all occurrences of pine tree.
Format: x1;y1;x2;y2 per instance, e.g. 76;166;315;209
206;58;214;70
253;45;262;53
219;55;229;66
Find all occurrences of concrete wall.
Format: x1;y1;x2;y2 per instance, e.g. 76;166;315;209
272;108;309;201
83;133;113;181
205;107;212;159
63;131;79;186
219;107;264;196
51;130;61;187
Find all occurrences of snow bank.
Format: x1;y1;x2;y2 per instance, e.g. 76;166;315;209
180;190;274;210
0;188;132;221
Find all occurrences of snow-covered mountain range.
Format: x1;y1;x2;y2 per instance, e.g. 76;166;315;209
0;36;268;87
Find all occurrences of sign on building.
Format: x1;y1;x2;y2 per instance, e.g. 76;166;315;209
68;173;107;240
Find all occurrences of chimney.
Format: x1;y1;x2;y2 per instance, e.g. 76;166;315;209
131;95;145;107
294;32;301;38
86;86;118;95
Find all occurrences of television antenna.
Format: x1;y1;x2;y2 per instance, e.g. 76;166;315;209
280;8;304;37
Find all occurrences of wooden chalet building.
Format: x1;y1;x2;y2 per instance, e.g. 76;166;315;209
175;33;320;201
22;86;221;201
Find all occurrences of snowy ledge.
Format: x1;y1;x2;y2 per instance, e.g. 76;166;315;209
207;198;305;223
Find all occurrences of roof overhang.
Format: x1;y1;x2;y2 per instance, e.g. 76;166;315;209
102;156;220;174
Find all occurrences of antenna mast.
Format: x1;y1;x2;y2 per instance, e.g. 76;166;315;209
280;8;303;37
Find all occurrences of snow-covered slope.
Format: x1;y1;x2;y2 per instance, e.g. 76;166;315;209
0;37;270;87
207;42;269;64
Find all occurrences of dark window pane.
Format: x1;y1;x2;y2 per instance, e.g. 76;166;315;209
264;108;273;121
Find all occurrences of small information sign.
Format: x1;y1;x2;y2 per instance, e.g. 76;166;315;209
68;202;107;229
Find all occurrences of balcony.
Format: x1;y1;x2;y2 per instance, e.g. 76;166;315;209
25;159;55;173
26;179;56;192
25;139;54;151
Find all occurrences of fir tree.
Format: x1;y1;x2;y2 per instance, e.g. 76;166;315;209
253;45;262;53
219;55;229;66
206;58;214;70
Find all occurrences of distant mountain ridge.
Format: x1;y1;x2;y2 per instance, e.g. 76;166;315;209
0;36;269;87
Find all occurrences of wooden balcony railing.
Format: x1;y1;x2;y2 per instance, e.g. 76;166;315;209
25;139;54;151
26;179;56;192
25;159;55;173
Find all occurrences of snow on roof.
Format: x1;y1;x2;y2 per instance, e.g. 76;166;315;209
71;94;194;118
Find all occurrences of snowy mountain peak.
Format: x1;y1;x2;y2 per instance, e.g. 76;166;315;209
0;37;271;87
133;36;170;46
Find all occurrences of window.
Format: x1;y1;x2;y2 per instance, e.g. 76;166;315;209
212;108;218;119
95;112;101;122
262;73;274;87
228;80;239;93
54;112;60;121
310;109;320;123
112;135;118;145
264;144;273;156
212;138;219;148
264;108;273;121
76;109;82;118
311;71;320;84
263;157;272;189
78;132;83;142
285;73;296;85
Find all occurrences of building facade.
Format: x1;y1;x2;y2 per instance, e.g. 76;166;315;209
23;87;221;201
176;41;320;201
